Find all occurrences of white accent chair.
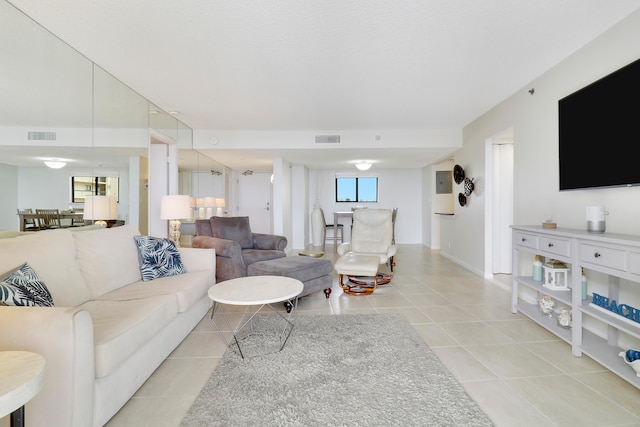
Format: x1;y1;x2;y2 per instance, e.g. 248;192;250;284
335;208;398;294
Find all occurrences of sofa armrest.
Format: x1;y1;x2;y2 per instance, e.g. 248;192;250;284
253;233;287;251
178;247;216;272
0;306;95;427
192;236;242;258
192;236;246;281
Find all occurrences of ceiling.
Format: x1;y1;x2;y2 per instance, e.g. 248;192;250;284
6;0;640;171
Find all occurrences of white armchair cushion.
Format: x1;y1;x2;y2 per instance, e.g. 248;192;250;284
347;209;397;264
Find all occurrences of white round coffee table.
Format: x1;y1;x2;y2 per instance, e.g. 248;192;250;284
0;351;46;427
208;276;304;358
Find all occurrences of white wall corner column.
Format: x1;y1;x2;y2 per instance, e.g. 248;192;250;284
290;164;307;250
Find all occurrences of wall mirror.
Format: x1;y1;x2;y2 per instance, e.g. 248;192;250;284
0;0;226;232
178;148;227;220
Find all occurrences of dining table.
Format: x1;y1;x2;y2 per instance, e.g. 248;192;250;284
17;212;85;232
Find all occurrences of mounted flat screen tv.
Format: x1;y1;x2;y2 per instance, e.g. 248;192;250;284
558;57;640;191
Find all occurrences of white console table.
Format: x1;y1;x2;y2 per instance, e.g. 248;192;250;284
511;225;640;388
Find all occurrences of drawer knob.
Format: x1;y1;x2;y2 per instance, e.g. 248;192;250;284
521;237;526;242
594;252;601;258
548;243;554;247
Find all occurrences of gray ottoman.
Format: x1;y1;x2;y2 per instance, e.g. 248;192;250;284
247;256;333;311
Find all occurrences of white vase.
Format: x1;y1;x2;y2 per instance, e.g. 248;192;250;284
311;208;323;247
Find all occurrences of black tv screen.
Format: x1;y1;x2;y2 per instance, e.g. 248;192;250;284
558;57;640;191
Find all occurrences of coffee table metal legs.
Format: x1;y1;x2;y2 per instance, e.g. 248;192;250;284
211;300;298;358
11;406;25;427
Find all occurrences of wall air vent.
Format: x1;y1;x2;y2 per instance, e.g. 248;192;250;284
28;131;57;141
315;135;340;144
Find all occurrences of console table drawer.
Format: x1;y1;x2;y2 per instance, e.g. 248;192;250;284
539;237;571;258
630;252;640;276
579;243;626;272
514;232;538;250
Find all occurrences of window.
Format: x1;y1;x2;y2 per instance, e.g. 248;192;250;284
336;177;378;202
71;176;119;203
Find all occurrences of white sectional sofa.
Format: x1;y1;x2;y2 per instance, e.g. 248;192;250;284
0;225;215;427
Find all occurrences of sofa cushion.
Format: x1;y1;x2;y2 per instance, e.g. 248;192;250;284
78;294;178;378
96;270;213;313
247;256;333;282
0;262;54;307
211;216;253;249
0;229;91;306
73;225;144;299
0;230;30;239
134;236;187;281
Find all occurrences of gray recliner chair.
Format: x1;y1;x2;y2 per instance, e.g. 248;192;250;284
192;216;287;282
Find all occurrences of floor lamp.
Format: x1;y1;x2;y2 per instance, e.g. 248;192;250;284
160;195;192;247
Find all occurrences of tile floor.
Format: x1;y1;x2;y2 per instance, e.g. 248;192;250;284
105;245;640;427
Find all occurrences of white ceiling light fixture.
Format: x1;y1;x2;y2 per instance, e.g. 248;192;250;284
355;162;372;171
44;159;67;169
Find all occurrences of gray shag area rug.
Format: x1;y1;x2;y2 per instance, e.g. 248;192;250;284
181;314;493;426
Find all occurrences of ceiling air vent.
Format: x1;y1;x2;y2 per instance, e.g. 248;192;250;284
28;131;57;141
315;135;340;144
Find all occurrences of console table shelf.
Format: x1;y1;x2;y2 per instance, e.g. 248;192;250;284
516;302;572;344
582;330;640;389
515;275;572;306
580;299;640;341
511;225;640;389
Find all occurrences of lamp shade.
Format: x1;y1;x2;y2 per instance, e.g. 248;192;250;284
216;198;226;208
84;195;117;220
160;195;192;220
355;163;372;171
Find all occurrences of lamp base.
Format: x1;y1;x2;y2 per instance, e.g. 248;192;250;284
169;219;182;247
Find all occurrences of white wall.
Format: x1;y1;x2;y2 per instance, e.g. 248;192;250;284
290;164;308;250
448;9;640;276
421;166;433;248
429;159;455;250
307;168;422;246
272;157;292;239
0;163;18;230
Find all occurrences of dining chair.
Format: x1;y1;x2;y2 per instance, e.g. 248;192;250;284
35;209;63;229
17;208;40;231
71;208;85;226
319;208;343;251
391;207;398;244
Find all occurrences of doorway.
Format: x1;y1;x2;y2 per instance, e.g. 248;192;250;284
238;172;272;233
485;129;514;276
